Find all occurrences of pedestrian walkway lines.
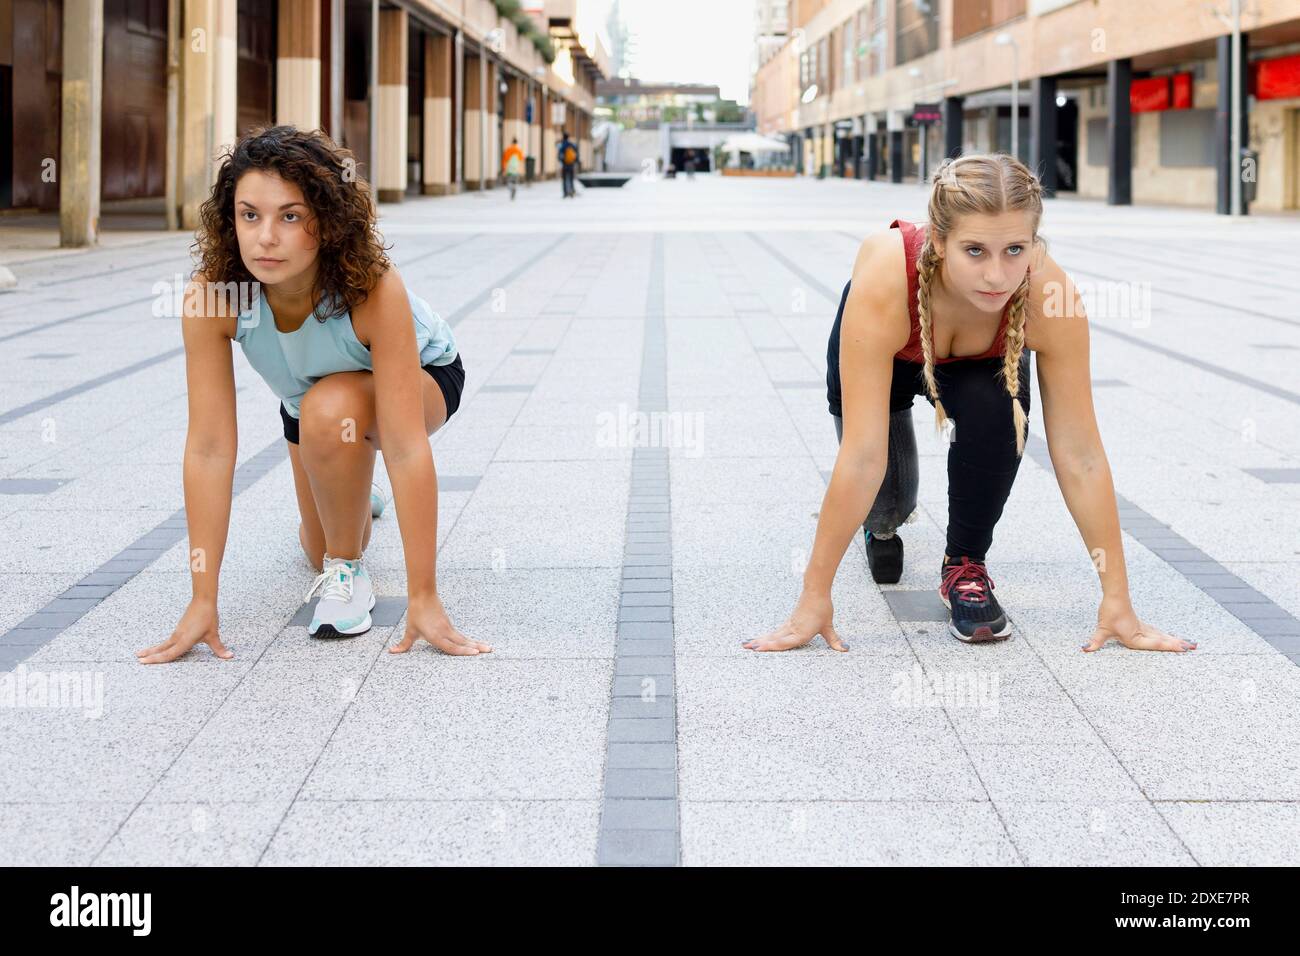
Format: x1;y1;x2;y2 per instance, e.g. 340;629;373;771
1024;440;1300;663
443;235;570;327
0;346;186;426
746;229;1300;662
0;439;287;669
597;233;679;866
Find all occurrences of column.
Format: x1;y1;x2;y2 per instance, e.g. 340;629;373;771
423;32;454;195
374;8;407;202
942;95;964;160
276;0;321;130
1030;77;1057;196
888;111;904;183
464;52;483;187
59;0;104;246
179;0;237;230
1107;57;1132;206
485;58;498;187
1216;33;1251;215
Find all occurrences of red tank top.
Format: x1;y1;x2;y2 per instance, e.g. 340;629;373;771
890;218;1011;364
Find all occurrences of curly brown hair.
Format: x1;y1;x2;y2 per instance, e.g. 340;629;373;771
191;125;390;321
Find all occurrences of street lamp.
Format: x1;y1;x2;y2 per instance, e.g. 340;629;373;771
995;32;1019;161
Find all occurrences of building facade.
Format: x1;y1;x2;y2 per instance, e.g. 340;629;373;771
1;0;611;245
752;0;1300;212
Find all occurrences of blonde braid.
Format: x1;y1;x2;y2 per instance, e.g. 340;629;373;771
1000;266;1031;457
914;238;949;435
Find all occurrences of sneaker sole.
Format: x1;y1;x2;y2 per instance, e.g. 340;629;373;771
939;593;1012;643
309;593;377;640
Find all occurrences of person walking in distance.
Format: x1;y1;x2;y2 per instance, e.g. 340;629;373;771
558;129;579;198
502;137;524;200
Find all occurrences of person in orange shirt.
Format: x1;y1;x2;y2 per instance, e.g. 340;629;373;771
501;138;525;200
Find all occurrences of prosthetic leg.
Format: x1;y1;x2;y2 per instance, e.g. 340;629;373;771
861;408;919;583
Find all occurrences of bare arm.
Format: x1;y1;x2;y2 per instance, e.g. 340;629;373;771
356;267;441;600
138;278;238;663
746;234;909;651
802;268;905;594
1034;255;1193;653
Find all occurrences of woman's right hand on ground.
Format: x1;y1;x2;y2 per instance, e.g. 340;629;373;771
137;598;232;664
743;589;849;653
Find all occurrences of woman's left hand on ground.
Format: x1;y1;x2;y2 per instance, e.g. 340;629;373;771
1083;596;1196;653
389;596;492;656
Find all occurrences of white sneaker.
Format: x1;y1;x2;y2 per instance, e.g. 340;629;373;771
370;483;386;519
305;553;376;638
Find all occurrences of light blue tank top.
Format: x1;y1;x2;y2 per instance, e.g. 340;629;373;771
233;286;457;419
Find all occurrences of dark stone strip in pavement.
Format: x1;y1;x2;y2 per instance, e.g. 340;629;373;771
0;293;160;344
0;439;288;660
0;346;186;426
444;235;570;327
598;232;679;867
1023;440;1300;659
1243;468;1300;484
0;478;71;494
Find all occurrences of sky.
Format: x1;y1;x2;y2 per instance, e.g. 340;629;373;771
617;0;757;103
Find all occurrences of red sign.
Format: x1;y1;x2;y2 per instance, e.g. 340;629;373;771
1131;76;1170;112
1253;54;1300;100
1172;72;1192;109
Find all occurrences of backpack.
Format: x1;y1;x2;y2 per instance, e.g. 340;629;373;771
562;144;577;165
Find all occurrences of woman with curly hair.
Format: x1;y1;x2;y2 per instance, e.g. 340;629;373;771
746;152;1193;653
138;125;490;662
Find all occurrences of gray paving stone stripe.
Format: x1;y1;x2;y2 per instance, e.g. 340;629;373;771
597;232;679;867
0;346;187;426
0;478;71;494
1023;440;1300;658
1243;468;1300;483
0;439;287;660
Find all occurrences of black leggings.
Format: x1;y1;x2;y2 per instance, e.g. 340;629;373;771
832;352;1031;563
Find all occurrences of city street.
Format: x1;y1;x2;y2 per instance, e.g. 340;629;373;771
1;173;1298;865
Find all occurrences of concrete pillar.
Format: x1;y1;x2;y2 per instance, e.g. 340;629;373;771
1107;58;1132;206
888;110;904;183
1030;77;1057;196
180;0;238;230
1216;33;1251;215
942;95;964;160
528;83;542;176
865;118;878;180
485;58;498;187
276;0;321;130
454;30;464;188
543;93;560;180
423;33;454;195
59;0;104;247
503;73;525;168
375;7;407;202
464;52;483;187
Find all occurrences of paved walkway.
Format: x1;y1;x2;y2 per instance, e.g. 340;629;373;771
1;175;1298;865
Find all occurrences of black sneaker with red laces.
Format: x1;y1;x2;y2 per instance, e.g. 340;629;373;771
938;556;1011;643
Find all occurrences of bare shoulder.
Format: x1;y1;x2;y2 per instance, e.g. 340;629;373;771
182;272;239;341
350;264;410;345
1025;246;1087;355
843;229;910;353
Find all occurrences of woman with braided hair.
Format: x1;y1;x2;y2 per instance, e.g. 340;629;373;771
745;152;1192;652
